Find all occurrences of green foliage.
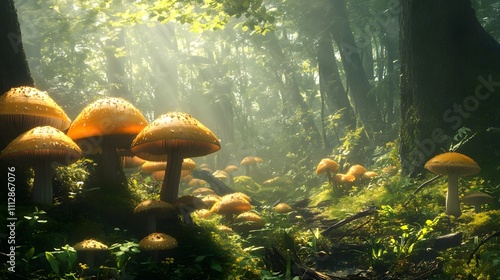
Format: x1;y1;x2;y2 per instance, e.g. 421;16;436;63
45;245;78;278
108;240;141;273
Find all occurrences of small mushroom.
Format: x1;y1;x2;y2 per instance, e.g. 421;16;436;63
73;239;108;269
134;200;177;233
424;152;480;217
316;158;339;186
233;211;265;233
139;232;178;262
346;164;367;179
211;193;252;223
462;192;493;213
274;202;293;214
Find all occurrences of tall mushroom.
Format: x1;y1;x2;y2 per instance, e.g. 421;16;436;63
67;97;148;191
0;86;71;143
131;112;220;203
424;152;480;217
0;126;82;204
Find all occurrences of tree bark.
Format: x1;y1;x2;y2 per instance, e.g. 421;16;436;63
317;28;357;130
0;0;34;94
399;0;500;177
330;0;384;138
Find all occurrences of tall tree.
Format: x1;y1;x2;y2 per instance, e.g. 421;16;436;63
399;0;500;177
0;0;34;95
330;0;384;138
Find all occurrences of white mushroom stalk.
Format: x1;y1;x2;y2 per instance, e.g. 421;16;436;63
445;173;461;217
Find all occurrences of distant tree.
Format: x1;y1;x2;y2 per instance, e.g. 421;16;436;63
399;0;500;177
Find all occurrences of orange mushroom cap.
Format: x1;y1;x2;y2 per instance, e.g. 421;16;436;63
67;97;148;149
274;202;293;213
424;152;480;176
142;161;167;173
346;164;367;178
315;158;339;175
0;126;82;165
131;112;220;160
0;86;71;137
211;193;252;215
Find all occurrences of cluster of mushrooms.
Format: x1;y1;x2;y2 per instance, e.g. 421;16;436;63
424;152;492;218
315;153;493;218
0;86;221;205
0;86;225;265
315;158;379;193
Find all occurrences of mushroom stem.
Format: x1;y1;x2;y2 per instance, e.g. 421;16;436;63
160;151;183;203
473;204;482;214
146;215;157;233
445;174;461;218
84;252;96;269
32;161;52;205
100;138;127;192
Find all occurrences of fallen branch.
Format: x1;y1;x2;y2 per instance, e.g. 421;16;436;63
467;231;500;265
321;207;377;236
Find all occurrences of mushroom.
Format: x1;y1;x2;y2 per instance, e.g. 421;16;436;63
175;195;208;224
73;239;108;269
212;170;229;184
191;186;214;196
139;232;178;262
346;164;367;179
274;202;293;214
239;156;263;176
181;158;197;178
67;97;148;190
131;112;221;203
315;158;339;186
224;165;239;185
210;193;252;223
202;194;221;209
120;155;145;169
462;192;493;213
134;200;177;233
0;86;71;143
361;171;379;180
141;161;167;181
0;126;82;204
424;152;480;217
233;211;265;233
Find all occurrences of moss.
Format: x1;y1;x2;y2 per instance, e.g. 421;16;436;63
460;210;500;236
232;176;262;196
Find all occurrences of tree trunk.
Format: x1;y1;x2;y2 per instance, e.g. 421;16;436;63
261;32;323;155
0;0;35;203
104;29;132;101
399;0;500;177
0;0;34;95
317;28;357;151
330;0;384;138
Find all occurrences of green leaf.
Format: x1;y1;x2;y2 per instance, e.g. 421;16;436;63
210;259;222;272
24;247;35;260
45;252;60;276
194;255;205;262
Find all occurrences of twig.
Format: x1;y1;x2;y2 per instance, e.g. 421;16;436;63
404;175;441;206
467;231;500;265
